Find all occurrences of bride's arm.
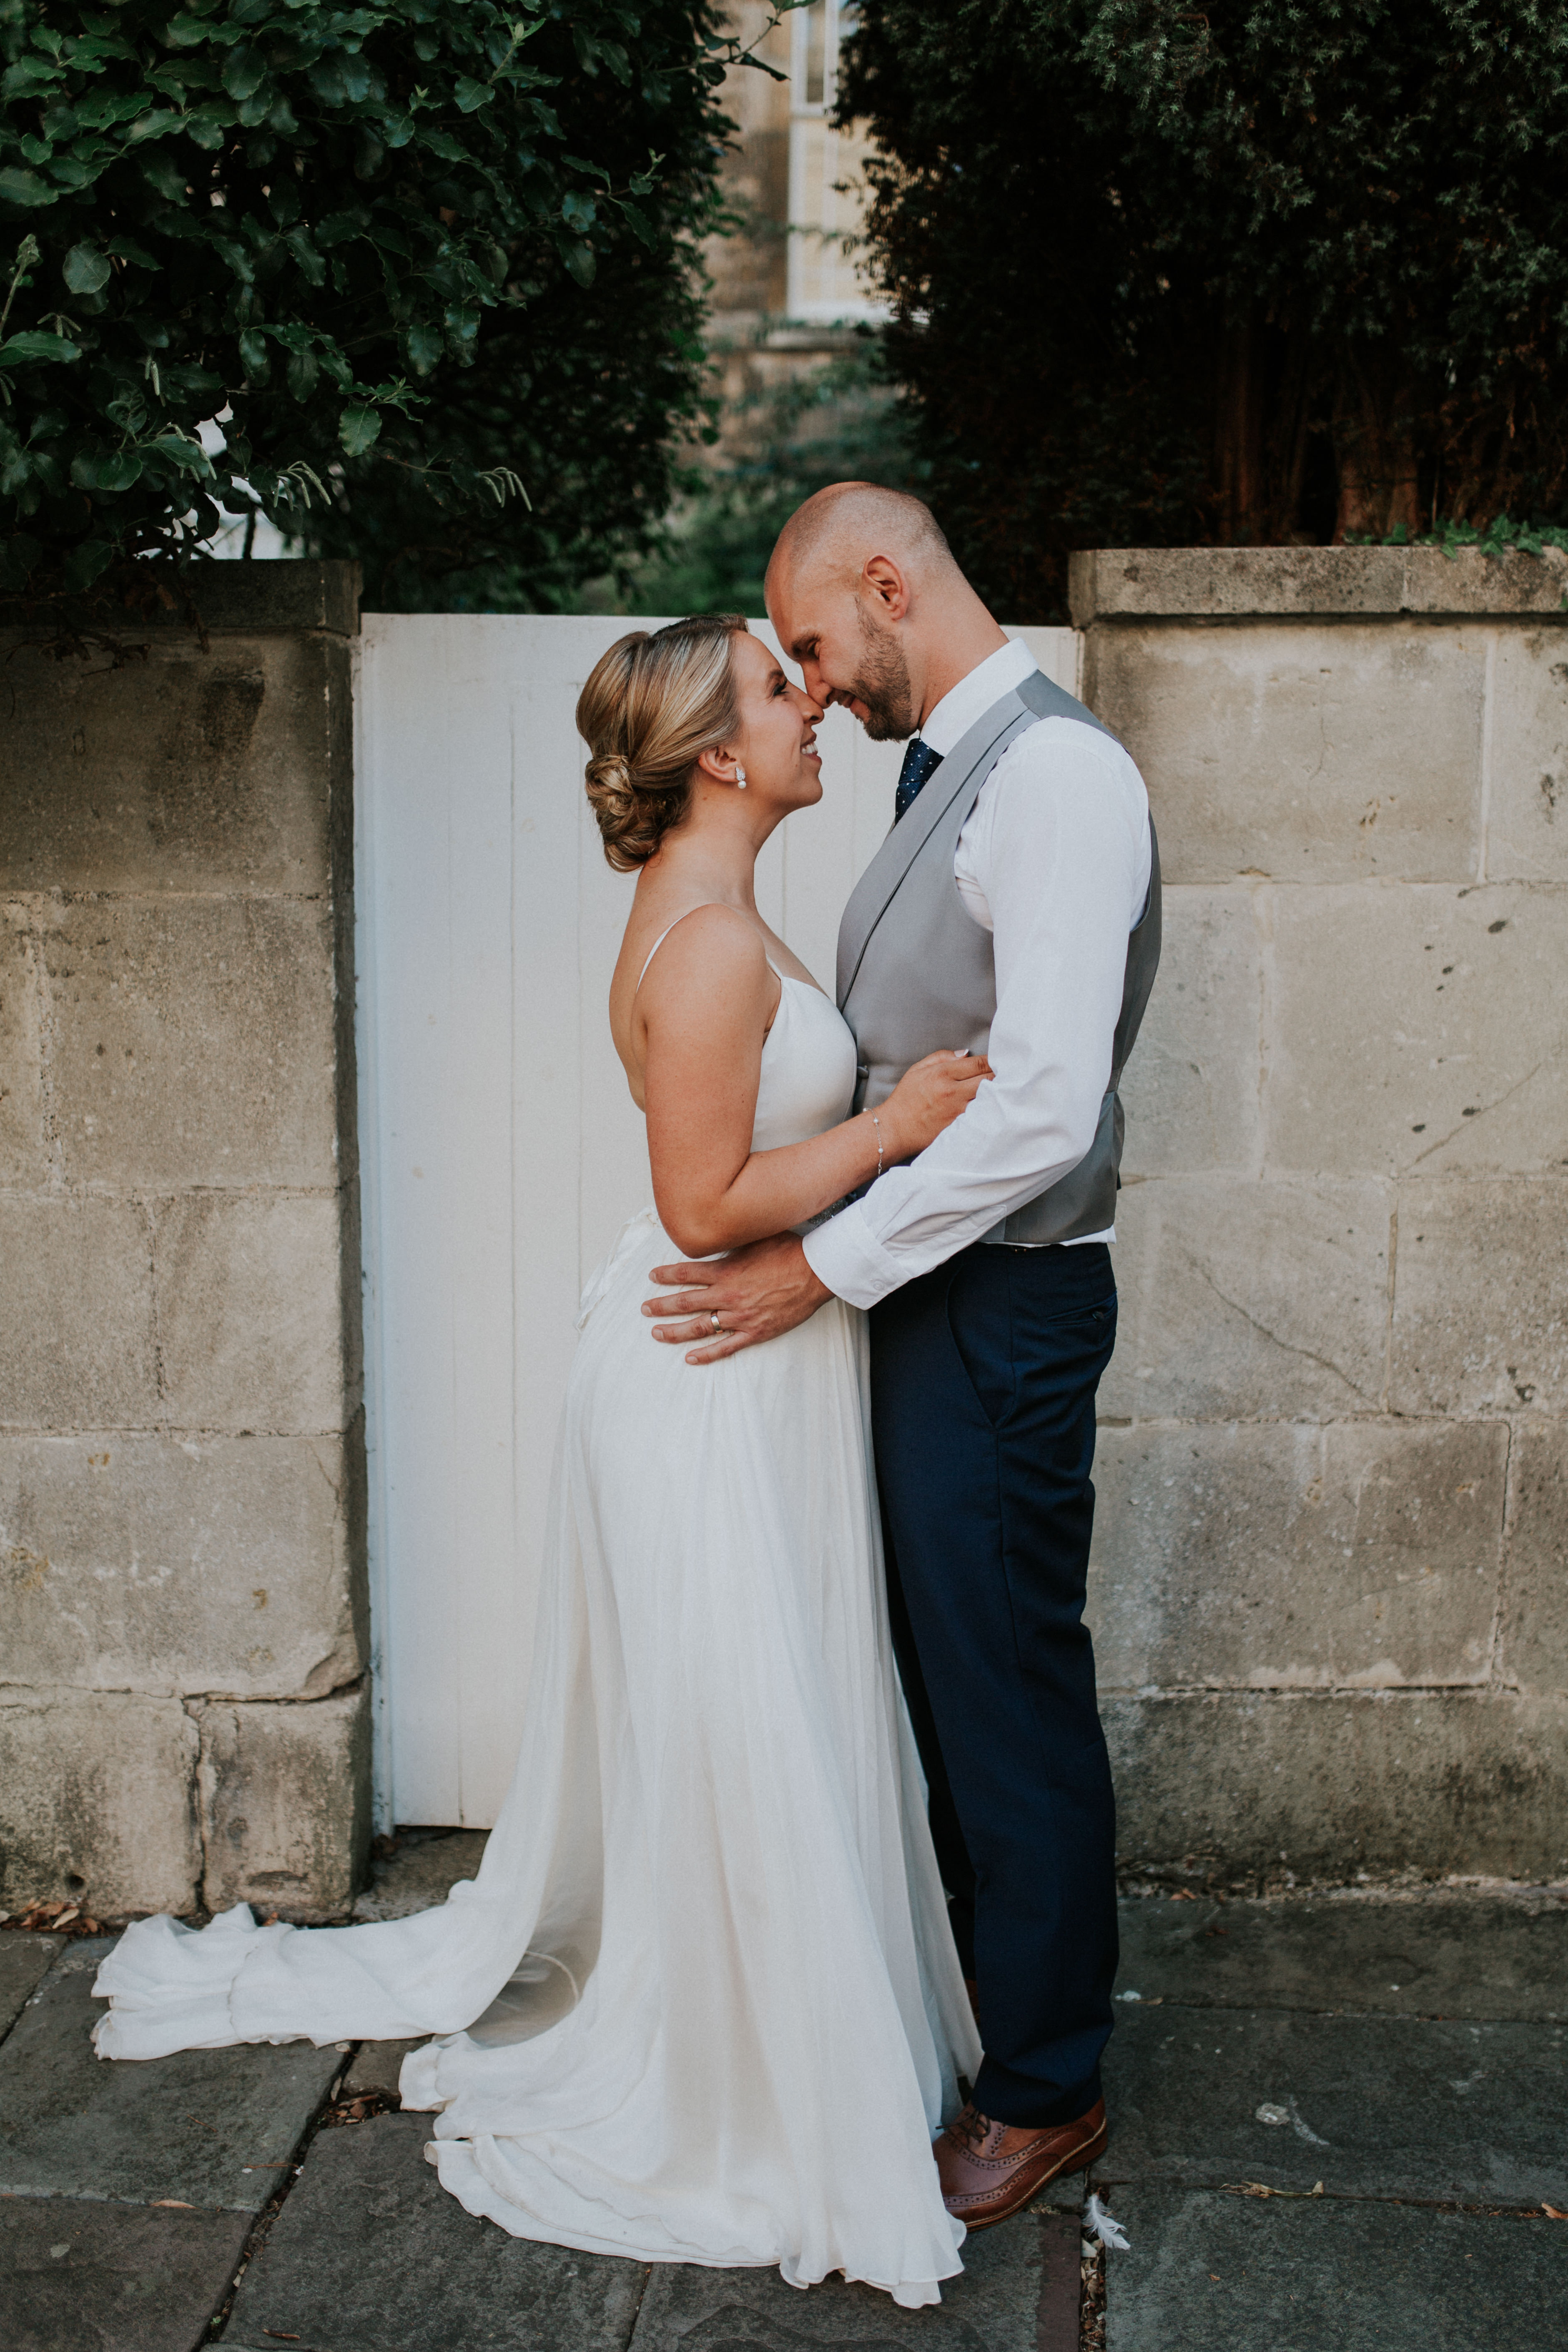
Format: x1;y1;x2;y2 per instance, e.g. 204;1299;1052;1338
639;908;986;1258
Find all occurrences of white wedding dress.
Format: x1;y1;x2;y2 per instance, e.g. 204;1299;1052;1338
93;955;978;2307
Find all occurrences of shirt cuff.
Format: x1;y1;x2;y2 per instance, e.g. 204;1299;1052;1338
802;1202;907;1311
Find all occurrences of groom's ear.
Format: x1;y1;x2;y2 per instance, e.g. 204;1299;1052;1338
862;555;911;621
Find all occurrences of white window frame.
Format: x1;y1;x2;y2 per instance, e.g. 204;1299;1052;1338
785;1;885;325
790;0;840;114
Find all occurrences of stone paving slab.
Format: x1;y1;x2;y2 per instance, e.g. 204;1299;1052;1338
625;2207;1081;2349
341;2035;421;2104
0;1935;61;2043
0;2191;249;2352
223;2111;650;2350
0;1936;345;2212
351;1828;489;1921
1102;2185;1568;2351
1117;1892;1568;2020
1102;2004;1567;2205
226;2109;1083;2352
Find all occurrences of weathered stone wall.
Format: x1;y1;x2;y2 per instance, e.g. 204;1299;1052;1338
5;549;1561;1909
0;562;369;1921
1076;546;1568;1885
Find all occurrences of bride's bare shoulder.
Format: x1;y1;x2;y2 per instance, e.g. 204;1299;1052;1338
629;903;770;1002
610;905;773;1089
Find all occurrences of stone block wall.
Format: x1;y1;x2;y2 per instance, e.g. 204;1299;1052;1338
5;549;1562;1910
1076;547;1568;1885
0;563;369;1920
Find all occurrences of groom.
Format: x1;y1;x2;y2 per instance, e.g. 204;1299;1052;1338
646;484;1159;2226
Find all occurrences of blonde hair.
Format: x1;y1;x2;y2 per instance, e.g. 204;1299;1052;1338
577;616;748;871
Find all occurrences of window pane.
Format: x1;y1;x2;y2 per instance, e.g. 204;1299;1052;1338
804;1;827;105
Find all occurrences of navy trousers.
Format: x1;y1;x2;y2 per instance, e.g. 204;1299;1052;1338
870;1239;1119;2128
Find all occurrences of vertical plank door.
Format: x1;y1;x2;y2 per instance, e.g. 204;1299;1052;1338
355;619;1079;1825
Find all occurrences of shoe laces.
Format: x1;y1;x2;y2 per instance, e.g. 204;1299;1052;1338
948;2103;993;2153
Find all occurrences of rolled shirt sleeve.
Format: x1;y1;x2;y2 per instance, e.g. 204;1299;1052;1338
803;717;1151;1311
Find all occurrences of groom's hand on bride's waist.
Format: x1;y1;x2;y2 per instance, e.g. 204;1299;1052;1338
643;1234;833;1363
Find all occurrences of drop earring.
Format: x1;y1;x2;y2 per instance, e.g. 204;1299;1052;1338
734;765;748;790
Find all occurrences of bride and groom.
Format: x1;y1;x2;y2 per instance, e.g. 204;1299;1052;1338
94;484;1159;2309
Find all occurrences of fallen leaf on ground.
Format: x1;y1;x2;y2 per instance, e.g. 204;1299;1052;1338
7;1901;103;1936
1544;2205;1567;2220
150;2200;193;2209
1170;1888;1197;1901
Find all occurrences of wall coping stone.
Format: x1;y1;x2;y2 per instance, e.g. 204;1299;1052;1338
1069;544;1568;624
1;558;361;642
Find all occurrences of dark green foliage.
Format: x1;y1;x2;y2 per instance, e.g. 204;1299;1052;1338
0;0;732;609
584;338;916;617
838;0;1568;620
301;204;715;610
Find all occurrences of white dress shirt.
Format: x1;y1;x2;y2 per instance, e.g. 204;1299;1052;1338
802;639;1152;1311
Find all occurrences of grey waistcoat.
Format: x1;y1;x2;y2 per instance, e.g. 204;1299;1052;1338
835;668;1162;1246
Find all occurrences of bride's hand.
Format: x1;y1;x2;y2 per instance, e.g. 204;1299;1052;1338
877;1050;993;1161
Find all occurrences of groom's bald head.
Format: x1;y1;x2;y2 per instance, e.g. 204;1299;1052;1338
765;482;1005;741
766;482;958;604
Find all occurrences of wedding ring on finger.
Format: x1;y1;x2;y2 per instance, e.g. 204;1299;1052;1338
709;1310;722;1333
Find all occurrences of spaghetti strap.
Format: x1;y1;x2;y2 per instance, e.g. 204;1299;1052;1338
634;905;783;996
634;921;685;995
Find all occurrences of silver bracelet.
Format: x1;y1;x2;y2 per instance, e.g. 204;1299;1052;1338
868;1111;883;1179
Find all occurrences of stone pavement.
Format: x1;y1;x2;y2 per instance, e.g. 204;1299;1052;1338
0;1839;1563;2351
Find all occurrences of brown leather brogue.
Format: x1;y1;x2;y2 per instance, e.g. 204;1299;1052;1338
933;2097;1109;2230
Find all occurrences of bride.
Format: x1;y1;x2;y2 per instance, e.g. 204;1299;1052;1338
93;615;989;2308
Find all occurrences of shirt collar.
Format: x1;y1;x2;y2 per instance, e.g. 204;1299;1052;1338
918;637;1039;760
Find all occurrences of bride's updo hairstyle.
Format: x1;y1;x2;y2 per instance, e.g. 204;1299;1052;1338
577;614;748;871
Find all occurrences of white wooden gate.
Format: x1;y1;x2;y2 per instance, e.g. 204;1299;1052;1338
354;617;1079;1827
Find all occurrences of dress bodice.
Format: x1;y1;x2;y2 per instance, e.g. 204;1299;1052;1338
750;971;859;1153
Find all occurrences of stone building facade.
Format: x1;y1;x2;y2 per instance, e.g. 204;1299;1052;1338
701;0;883;461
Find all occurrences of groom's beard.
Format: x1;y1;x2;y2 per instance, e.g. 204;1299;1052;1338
845;610;917;742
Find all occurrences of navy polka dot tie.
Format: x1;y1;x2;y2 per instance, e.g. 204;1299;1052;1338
895;738;944;823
